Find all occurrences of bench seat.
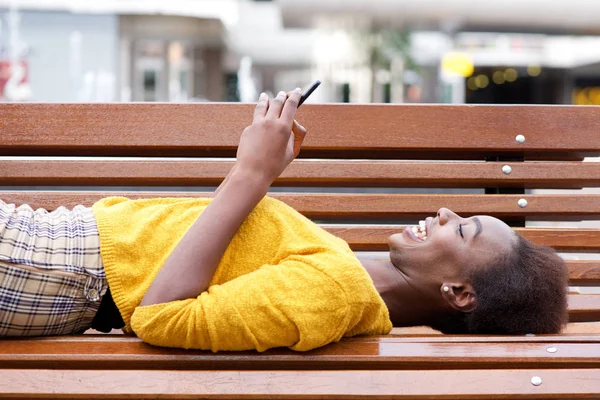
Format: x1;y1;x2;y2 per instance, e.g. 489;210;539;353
1;103;599;399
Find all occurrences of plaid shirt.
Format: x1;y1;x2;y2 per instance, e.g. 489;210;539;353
0;200;106;336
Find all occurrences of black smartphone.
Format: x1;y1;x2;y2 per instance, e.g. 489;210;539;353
298;80;321;107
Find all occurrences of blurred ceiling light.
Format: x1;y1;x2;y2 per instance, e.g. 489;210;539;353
527;65;542;77
492;71;505;85
504;68;518;82
441;52;474;78
467;77;478;91
475;74;489;89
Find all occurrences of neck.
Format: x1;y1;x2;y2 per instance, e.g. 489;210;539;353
357;255;441;328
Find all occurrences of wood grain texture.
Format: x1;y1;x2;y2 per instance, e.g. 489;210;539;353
1;337;600;371
26;331;600;344
1;103;599;158
1;192;599;219
563;261;600;283
567;295;600;322
1;160;599;189
388;323;600;336
1;192;599;252
1;369;599;399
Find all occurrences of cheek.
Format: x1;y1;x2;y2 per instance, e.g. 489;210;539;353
429;234;461;262
431;232;454;249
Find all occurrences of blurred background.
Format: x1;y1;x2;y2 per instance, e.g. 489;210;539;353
1;0;600;105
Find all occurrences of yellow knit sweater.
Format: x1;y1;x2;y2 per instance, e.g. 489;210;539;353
92;196;392;352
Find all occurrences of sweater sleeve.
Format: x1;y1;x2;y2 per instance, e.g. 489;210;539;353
129;258;352;352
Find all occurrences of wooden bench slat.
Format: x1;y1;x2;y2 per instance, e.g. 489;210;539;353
565;261;600;283
567;294;600;322
272;193;600;219
2;192;600;219
517;230;600;253
2;103;599;158
360;334;600;343
327;226;600;252
386;324;600;336
1;192;599;253
1;369;599;398
2;188;598;252
16;331;600;344
2;337;600;371
390;323;600;336
1;160;599;189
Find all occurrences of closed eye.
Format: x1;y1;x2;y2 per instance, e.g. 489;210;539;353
458;224;464;239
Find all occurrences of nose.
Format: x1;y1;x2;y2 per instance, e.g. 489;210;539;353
437;207;460;225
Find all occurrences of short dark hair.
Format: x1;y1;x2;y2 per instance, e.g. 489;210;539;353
431;235;569;334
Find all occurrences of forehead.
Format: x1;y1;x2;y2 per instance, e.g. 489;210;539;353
475;215;517;249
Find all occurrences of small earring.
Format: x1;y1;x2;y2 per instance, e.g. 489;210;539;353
443;286;450;293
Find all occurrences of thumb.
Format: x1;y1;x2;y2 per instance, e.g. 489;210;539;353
292;120;307;138
291;120;307;157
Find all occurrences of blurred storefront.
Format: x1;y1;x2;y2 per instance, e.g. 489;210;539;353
572;61;600;106
119;15;226;102
0;60;29;100
2;0;600;105
0;9;118;101
0;0;318;103
278;0;600;105
0;0;237;102
451;33;600;105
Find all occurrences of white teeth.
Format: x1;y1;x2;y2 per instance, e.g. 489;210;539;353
409;222;428;241
411;223;428;241
419;220;428;241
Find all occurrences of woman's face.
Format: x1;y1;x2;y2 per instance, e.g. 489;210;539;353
388;208;517;284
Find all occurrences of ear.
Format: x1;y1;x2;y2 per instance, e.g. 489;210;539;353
440;282;477;313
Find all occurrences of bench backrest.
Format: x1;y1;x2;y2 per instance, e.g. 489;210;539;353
1;103;599;324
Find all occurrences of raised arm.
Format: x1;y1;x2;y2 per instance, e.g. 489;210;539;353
140;88;307;307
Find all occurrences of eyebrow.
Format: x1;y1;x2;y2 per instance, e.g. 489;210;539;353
473;217;483;240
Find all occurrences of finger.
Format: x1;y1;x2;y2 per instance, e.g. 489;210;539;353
253;92;269;123
266;91;287;119
291;120;307;157
280;88;302;124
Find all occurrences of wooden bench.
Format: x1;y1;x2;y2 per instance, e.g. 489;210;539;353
0;103;599;399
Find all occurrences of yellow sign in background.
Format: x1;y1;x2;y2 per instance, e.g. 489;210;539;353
573;87;600;105
441;53;474;78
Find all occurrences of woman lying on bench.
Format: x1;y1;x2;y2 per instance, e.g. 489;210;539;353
0;89;568;351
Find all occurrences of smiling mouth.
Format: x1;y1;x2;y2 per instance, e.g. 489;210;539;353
405;220;428;242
